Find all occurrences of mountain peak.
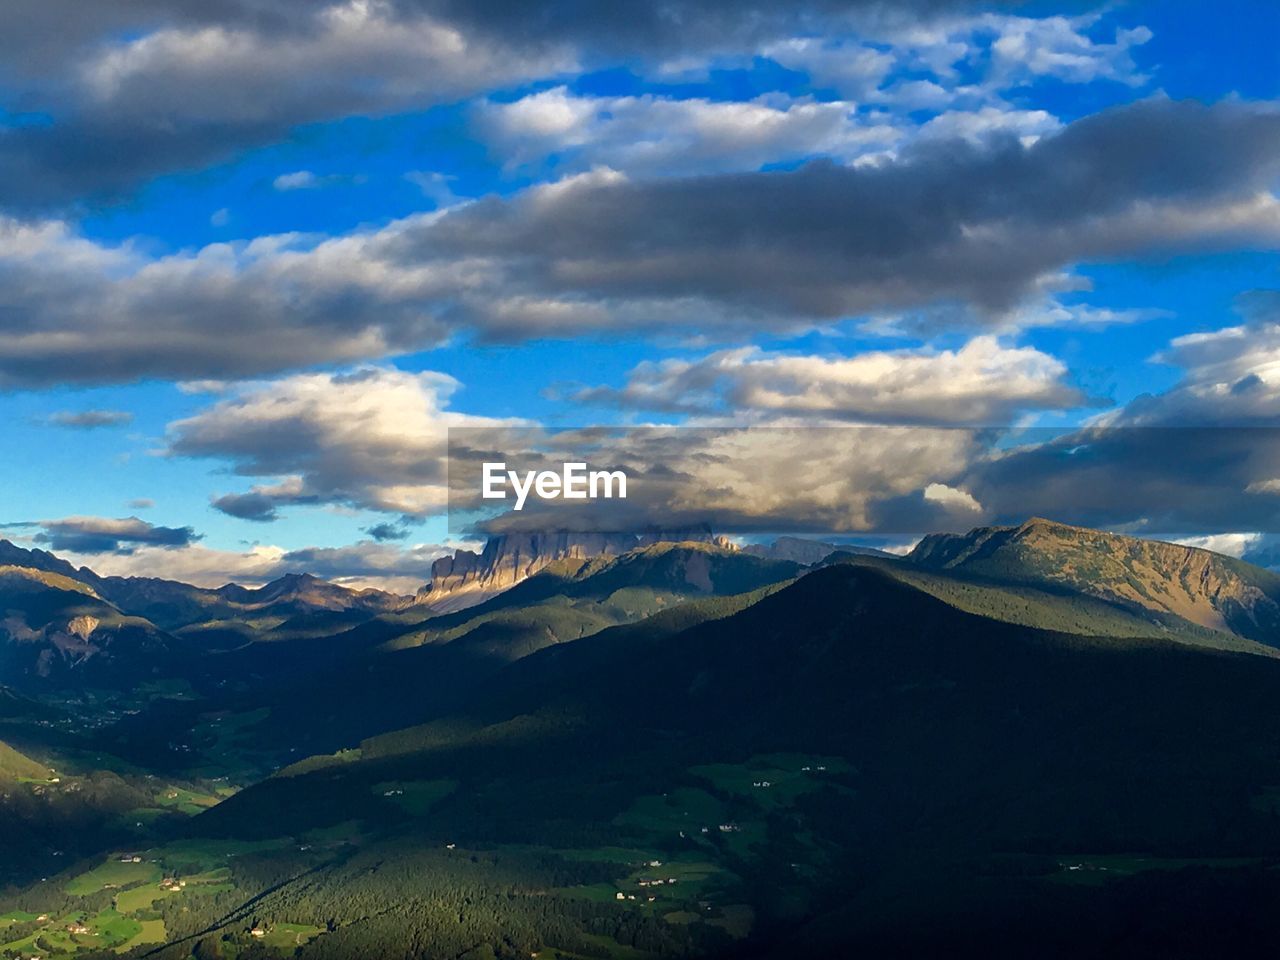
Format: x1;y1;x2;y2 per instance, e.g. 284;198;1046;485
416;528;730;613
910;518;1280;642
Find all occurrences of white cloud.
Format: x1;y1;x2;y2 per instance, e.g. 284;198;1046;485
762;38;895;98
1169;532;1261;558
1110;292;1280;426
167;366;521;516
273;170;321;191
78;1;569;128
578;336;1084;424
475;87;900;175
60;538;465;593
0;100;1276;385
918;105;1060;146
923;482;983;512
983;13;1152;87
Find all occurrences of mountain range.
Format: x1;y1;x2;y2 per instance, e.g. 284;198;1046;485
4;520;1280;957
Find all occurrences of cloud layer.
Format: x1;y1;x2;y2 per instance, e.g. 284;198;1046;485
168;367;515;516
578;336;1083;423
1;98;1276;385
15;515;201;554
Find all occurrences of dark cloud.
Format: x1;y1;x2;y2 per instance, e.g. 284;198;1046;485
24;515;201;554
211;491;282;523
277;539;452;585
43;409;134;429
365;522;411;541
950;426;1280;535
0;0;1028;211
1;99;1276;386
408;98;1280;334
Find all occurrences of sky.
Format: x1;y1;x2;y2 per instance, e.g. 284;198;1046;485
0;0;1277;591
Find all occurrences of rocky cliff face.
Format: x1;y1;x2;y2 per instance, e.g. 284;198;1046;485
415;528;733;612
910;517;1280;642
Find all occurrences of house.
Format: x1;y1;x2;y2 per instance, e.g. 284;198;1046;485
67;922;91;935
250;925;268;938
615;892;626;901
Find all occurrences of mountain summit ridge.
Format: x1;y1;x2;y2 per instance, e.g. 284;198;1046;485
910;517;1280;641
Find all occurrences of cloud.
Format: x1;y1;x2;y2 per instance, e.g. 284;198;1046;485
0;1;569;211
0;0;1041;211
475;87;902;176
168;366;517;516
0;215;456;385
982;13;1152;87
418;98;1280;337
273;170;321;190
447;423;992;536
763;11;1150;100
43;409;134;429
860;294;1169;338
15;515;201;554
365;521;411;541
762;37;896;98
916;105;1060;146
474;83;1062;179
275;539;458;591
0;98;1276;385
128;498;156;510
212;493;280;523
577;336;1084;423
58;538;467;593
1093;291;1280;427
892;292;1280;537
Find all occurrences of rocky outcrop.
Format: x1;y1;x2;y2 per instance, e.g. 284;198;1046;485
910;517;1280;642
66;615;99;641
415;528;732;612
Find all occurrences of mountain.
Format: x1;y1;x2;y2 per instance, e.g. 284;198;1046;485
0;538;406;649
743;536;892;564
190;561;1280;958
910;517;1280;645
0;564;180;684
0;738;49;780
14;522;1280;956
197;541;805;757
415;527;734;612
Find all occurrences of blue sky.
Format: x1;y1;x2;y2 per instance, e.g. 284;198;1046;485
0;0;1277;589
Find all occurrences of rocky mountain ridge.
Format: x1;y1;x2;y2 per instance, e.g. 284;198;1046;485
909;517;1280;642
414;528;735;612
